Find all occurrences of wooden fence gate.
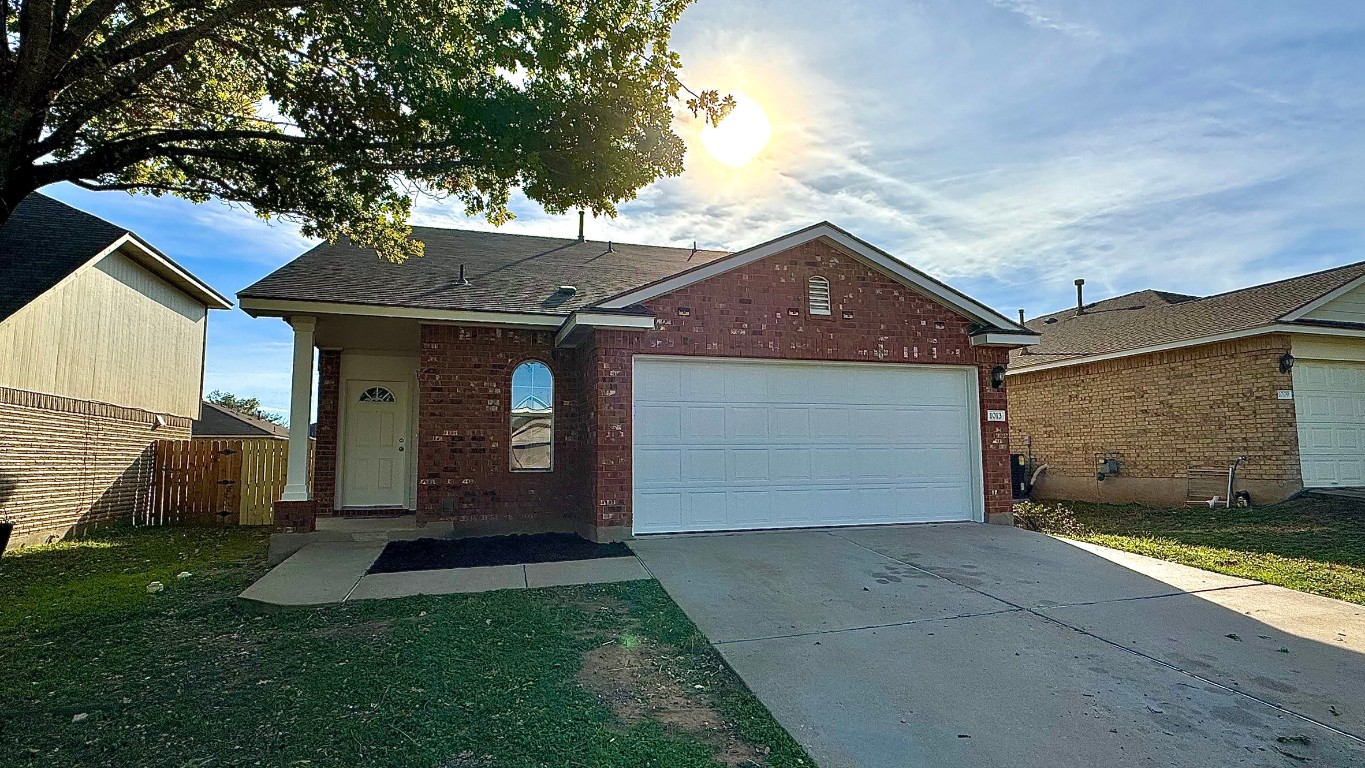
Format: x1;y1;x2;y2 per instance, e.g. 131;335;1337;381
152;439;295;525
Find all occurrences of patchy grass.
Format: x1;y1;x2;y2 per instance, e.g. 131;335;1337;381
0;526;813;768
1023;497;1365;605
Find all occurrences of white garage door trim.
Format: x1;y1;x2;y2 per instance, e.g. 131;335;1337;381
1293;359;1365;487
631;355;985;534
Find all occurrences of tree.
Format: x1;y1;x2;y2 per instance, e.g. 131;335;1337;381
0;1;732;260
206;389;285;425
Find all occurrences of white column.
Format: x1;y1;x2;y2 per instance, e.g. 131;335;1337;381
281;315;316;501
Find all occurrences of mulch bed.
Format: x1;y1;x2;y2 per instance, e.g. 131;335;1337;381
368;532;634;574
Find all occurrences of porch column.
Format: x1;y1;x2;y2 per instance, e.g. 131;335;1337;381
281;315;317;501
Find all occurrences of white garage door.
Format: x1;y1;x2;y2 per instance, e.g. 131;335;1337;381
632;357;981;534
1294;360;1365;487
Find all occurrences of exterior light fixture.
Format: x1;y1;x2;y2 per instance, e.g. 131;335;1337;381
1279;353;1295;374
990;365;1007;389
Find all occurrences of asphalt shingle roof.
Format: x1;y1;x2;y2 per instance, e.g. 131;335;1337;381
239;228;731;315
192;402;290;439
1012;261;1365;370
0;194;127;322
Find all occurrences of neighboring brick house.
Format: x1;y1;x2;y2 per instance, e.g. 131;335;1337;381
0;195;231;547
239;222;1038;539
1009;264;1365;506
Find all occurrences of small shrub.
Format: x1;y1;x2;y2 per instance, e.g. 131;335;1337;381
1014;501;1088;536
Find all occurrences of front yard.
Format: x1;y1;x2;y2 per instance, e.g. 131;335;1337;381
1019;496;1365;605
0;526;811;768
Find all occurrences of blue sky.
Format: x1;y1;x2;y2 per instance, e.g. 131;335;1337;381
43;0;1365;421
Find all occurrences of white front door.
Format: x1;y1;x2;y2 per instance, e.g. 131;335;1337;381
632;356;981;534
342;379;410;507
1294;361;1365;487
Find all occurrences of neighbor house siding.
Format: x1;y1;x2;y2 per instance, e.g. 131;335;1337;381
582;238;1014;536
0;386;191;546
415;325;586;531
0;248;207;419
1008;334;1302;505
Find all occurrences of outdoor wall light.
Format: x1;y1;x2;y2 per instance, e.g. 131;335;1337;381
990;365;1007;389
1279;352;1295;374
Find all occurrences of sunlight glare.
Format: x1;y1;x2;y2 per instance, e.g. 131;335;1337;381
700;95;772;167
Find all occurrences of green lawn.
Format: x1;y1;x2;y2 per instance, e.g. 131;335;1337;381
0;526;812;768
1021;496;1365;605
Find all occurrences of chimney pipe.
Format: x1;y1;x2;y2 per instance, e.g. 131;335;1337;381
1018;309;1025;325
1074;278;1086;314
577;210;585;242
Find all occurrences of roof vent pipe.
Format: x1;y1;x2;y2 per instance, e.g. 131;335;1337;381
1074;279;1086;314
458;264;470;285
1018;309;1025;325
577;210;585;242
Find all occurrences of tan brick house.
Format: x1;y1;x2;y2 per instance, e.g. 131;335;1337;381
239;222;1038;539
1009;263;1365;506
0;195;231;547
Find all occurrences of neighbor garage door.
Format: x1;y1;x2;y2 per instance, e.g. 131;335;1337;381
632;357;981;534
1294;360;1365;487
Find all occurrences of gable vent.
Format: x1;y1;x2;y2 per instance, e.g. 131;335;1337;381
808;276;832;316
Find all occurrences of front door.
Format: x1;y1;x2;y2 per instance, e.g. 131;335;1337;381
342;380;409;507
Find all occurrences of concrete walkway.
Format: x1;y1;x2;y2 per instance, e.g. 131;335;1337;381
240;540;649;606
632;523;1365;768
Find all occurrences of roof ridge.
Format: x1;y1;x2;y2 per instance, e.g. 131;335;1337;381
405;224;728;254
1192;258;1365;302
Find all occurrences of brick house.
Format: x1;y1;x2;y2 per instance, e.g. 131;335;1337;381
1009;264;1365;506
0;195;231;547
239;222;1038;539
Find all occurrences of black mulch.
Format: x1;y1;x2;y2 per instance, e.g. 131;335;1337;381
367;532;634;574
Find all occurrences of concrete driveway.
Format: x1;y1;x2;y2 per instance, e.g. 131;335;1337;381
631;524;1365;767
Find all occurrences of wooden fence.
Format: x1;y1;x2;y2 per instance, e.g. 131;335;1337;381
151;438;304;526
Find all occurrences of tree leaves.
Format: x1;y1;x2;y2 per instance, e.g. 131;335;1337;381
0;0;728;261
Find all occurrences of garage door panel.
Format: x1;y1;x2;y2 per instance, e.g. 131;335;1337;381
636;448;682;483
727;448;771;482
637;405;681;440
683;448;727;483
728;407;770;438
771;448;812;480
634;357;980;533
772;407;811;438
683;405;726;438
1294;360;1365;487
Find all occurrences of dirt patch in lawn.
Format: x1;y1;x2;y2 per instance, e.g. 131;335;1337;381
578;640;766;767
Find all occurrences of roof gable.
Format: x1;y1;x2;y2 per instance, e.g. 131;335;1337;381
597;222;1031;333
0;194;230;322
0;194;126;322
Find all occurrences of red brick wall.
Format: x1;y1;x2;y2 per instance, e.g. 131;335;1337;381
312;349;341;514
583;238;1014;531
415;325;585;529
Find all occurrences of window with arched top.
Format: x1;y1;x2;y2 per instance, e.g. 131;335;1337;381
808;276;831;315
510;361;553;471
359;386;395;403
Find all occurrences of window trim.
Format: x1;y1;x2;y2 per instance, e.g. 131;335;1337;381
358;386;396;403
808;275;832;316
509;359;554;472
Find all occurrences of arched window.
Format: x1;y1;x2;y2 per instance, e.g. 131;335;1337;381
510;361;553;471
359;386;395;403
808;276;831;315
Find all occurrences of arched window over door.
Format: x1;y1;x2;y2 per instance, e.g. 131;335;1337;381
510;361;553;471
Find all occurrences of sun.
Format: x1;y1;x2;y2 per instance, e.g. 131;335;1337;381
700;95;772;167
